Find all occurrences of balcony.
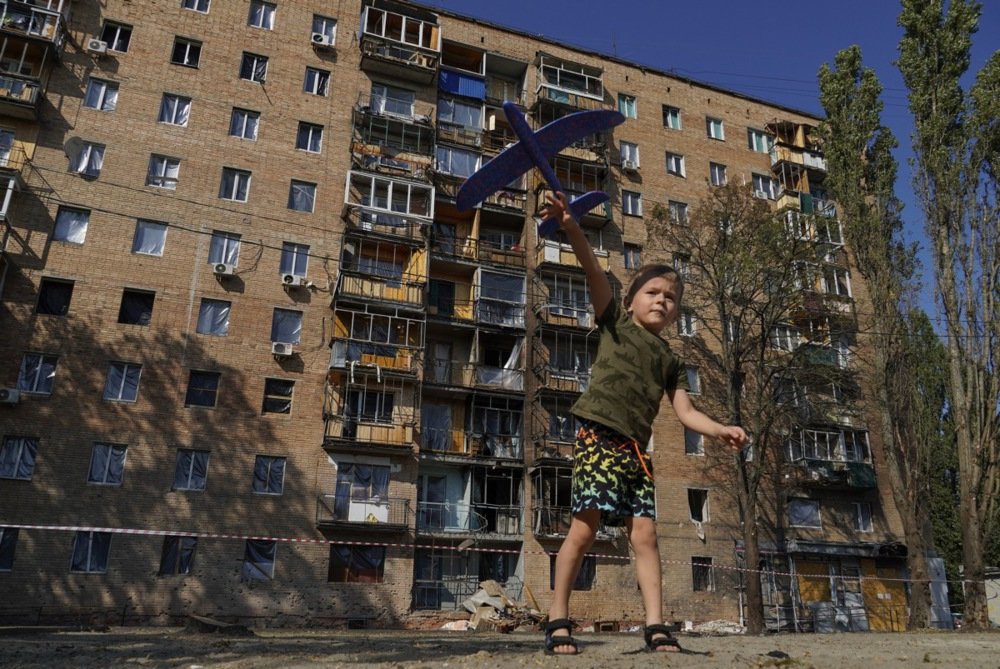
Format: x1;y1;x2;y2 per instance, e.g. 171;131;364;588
485;77;524;107
770;144;828;173
353;93;435;155
787;458;876;489
420;427;522;460
342;204;427;242
415;501;521;538
430;235;526;269
0;0;67;47
536;239;610;271
329;340;418;376
535;84;606;112
323;415;415;454
423;359;524;392
359;33;439;85
0;73;41;119
316;495;411;531
336;270;424;307
436;121;483;149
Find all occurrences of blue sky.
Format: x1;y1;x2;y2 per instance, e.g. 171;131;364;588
425;0;999;314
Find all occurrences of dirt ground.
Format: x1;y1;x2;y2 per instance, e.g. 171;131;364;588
1;626;999;668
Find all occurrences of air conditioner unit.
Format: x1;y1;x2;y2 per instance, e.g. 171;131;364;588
311;32;333;48
753;189;770;199
87;39;108;55
0;387;20;405
213;262;236;276
271;342;294;357
282;273;306;287
622;159;638;172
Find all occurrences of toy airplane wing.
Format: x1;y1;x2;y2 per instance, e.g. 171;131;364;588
456;109;626;211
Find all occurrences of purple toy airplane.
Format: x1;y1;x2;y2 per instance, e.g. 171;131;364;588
456;101;625;236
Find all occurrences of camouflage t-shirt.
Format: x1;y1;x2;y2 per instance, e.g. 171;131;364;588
571;300;689;445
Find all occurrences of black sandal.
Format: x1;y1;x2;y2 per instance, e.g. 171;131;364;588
644;624;681;652
544;618;580;655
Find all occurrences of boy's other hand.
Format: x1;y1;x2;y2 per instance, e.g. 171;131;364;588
718;425;747;450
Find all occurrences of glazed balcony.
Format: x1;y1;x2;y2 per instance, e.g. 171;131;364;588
423;359;524;393
786;458;876;490
0;0;68;47
536;239;610;271
329;340;419;376
336;269;425;308
0;73;41;119
420;426;522;460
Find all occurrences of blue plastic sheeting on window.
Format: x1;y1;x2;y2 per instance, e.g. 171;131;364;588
438;70;485;99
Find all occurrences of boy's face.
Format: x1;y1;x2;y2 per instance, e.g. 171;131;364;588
628;275;680;333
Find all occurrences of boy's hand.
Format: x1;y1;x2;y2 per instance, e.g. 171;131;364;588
541;191;576;229
718;425;747;450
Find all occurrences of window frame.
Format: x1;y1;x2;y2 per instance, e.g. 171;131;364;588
328;545;385;583
247;0;276;30
684;427;703;456
287;180;317;213
170;37;202;68
666;151;685;177
184;370;221;408
295;121;323;153
252;454;286;495
271;308;303;345
146;154;180;190
706;116;725;140
667;200;688;225
262;377;294;414
158;535;197;575
83;78;119;112
303;67;330;96
618;93;637;119
209;230;241;266
219;167;252;202
678;309;696;337
181;0;210;12
195;298;231;336
52;207;90;244
17;353;57;395
103;361;142;402
623;243;642;271
229;108;260;140
709;161;727;186
69;142;105;177
662;105;681;130
36;278;74;316
69;531;112;574
692;556;715;592
158;93;191;127
86;442;127;486
132;219;168;256
242;539;277;581
100;21;132;52
788;498;822;528
854;501;874;533
0;436;38;480
173;448;210;491
622;190;642;217
239;52;269;83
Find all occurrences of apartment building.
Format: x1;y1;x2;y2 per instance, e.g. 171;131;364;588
0;0;907;630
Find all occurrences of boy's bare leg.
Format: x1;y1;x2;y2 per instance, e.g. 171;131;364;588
547;509;600;653
627;516;678;651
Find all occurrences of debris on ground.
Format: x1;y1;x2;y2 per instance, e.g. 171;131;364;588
185;614;255;637
688;619;746;636
439;580;544;633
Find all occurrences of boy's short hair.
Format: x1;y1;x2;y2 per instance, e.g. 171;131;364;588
624;264;684;308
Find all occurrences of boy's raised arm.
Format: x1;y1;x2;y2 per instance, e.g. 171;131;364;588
540;192;613;316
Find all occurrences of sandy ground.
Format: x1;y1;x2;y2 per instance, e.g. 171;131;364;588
1;627;999;668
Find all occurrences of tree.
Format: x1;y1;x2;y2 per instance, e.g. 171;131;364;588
817;46;937;628
647;184;845;633
897;0;1000;629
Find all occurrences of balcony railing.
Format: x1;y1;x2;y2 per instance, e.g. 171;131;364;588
0;74;40;110
421;427;523;459
422;359;524;393
336;270;424;307
316;495;411;529
359;33;439;83
329;340;418;375
536;239;610;271
323;416;414;449
342;204;427;241
430;236;527;269
535;84;606;111
436;121;483;149
482;188;527;214
787;458;876;489
416;501;485;534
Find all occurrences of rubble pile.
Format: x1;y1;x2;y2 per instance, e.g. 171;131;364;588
442;580;544;633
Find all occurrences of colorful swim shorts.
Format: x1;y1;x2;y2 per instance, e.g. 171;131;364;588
571;420;656;519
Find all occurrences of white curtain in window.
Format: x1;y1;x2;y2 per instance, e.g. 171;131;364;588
72;144;104;176
197;299;230;335
54;209;88;244
209;232;240;265
160;96;190;125
289;182;315;211
133;221;166;255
